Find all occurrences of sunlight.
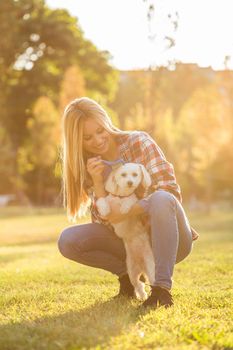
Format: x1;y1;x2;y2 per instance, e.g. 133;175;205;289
46;0;233;70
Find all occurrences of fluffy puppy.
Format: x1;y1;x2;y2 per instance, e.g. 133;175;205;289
96;162;155;300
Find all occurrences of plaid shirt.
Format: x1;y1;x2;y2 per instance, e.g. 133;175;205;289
87;131;181;228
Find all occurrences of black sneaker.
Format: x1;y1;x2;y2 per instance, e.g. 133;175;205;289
142;286;173;308
114;274;135;298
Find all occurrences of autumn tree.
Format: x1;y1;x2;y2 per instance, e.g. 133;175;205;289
59;65;86;114
0;126;15;193
18;96;60;203
176;85;232;204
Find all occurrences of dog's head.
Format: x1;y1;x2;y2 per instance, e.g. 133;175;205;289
105;162;151;197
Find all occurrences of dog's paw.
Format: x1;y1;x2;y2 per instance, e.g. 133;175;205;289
120;202;132;214
96;198;110;216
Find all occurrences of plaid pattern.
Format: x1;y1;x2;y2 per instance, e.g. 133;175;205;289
117;131;181;201
88;131;181;228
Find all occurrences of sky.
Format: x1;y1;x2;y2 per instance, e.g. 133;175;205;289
46;0;233;71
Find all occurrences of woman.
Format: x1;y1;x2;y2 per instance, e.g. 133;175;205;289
58;97;198;308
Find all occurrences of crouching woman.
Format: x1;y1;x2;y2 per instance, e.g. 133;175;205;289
58;97;198;308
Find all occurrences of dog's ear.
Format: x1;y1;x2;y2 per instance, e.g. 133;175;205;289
105;170;119;194
139;164;152;189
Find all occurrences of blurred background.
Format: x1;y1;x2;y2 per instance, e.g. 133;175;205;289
0;0;233;213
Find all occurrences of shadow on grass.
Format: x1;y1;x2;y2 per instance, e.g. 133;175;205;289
0;297;141;350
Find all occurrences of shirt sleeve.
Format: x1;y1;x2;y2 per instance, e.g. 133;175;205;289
131;132;182;204
86;188;101;223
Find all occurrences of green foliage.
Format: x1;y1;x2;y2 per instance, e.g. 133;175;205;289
0;125;15;193
0;0;117;144
18;96;60;203
0;0;118;200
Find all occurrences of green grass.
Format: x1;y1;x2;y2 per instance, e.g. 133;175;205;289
0;206;232;350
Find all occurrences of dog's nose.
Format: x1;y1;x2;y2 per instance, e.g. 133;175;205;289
127;181;133;187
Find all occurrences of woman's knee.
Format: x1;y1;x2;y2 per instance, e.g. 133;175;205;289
149;190;176;212
58;227;79;258
176;242;193;263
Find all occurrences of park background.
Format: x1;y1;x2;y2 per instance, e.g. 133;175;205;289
0;1;232;349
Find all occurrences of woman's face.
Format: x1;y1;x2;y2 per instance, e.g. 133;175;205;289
82;118;112;156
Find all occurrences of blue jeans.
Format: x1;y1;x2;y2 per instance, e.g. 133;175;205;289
58;191;193;289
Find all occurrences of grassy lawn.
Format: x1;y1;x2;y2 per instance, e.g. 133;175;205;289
0;206;232;350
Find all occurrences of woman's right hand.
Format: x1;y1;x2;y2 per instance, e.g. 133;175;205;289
86;156;105;185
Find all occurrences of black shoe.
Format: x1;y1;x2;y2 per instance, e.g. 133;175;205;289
114;274;135;298
142;286;173;308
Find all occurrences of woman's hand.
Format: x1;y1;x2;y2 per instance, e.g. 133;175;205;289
86;156;105;185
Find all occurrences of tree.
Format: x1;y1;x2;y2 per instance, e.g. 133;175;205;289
59;65;86;114
0;0;118;149
0;125;15;193
18;96;60;203
0;0;118;202
176;85;232;204
111;71;145;129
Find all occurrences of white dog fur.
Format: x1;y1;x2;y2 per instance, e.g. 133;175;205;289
96;162;155;300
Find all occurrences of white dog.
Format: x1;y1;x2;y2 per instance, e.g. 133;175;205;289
96;162;155;300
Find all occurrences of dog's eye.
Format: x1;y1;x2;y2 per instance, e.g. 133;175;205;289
121;173;127;177
132;173;138;177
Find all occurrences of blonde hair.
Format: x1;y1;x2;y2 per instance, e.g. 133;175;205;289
61;97;127;221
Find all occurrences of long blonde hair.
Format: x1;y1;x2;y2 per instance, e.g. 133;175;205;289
61;97;127;220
